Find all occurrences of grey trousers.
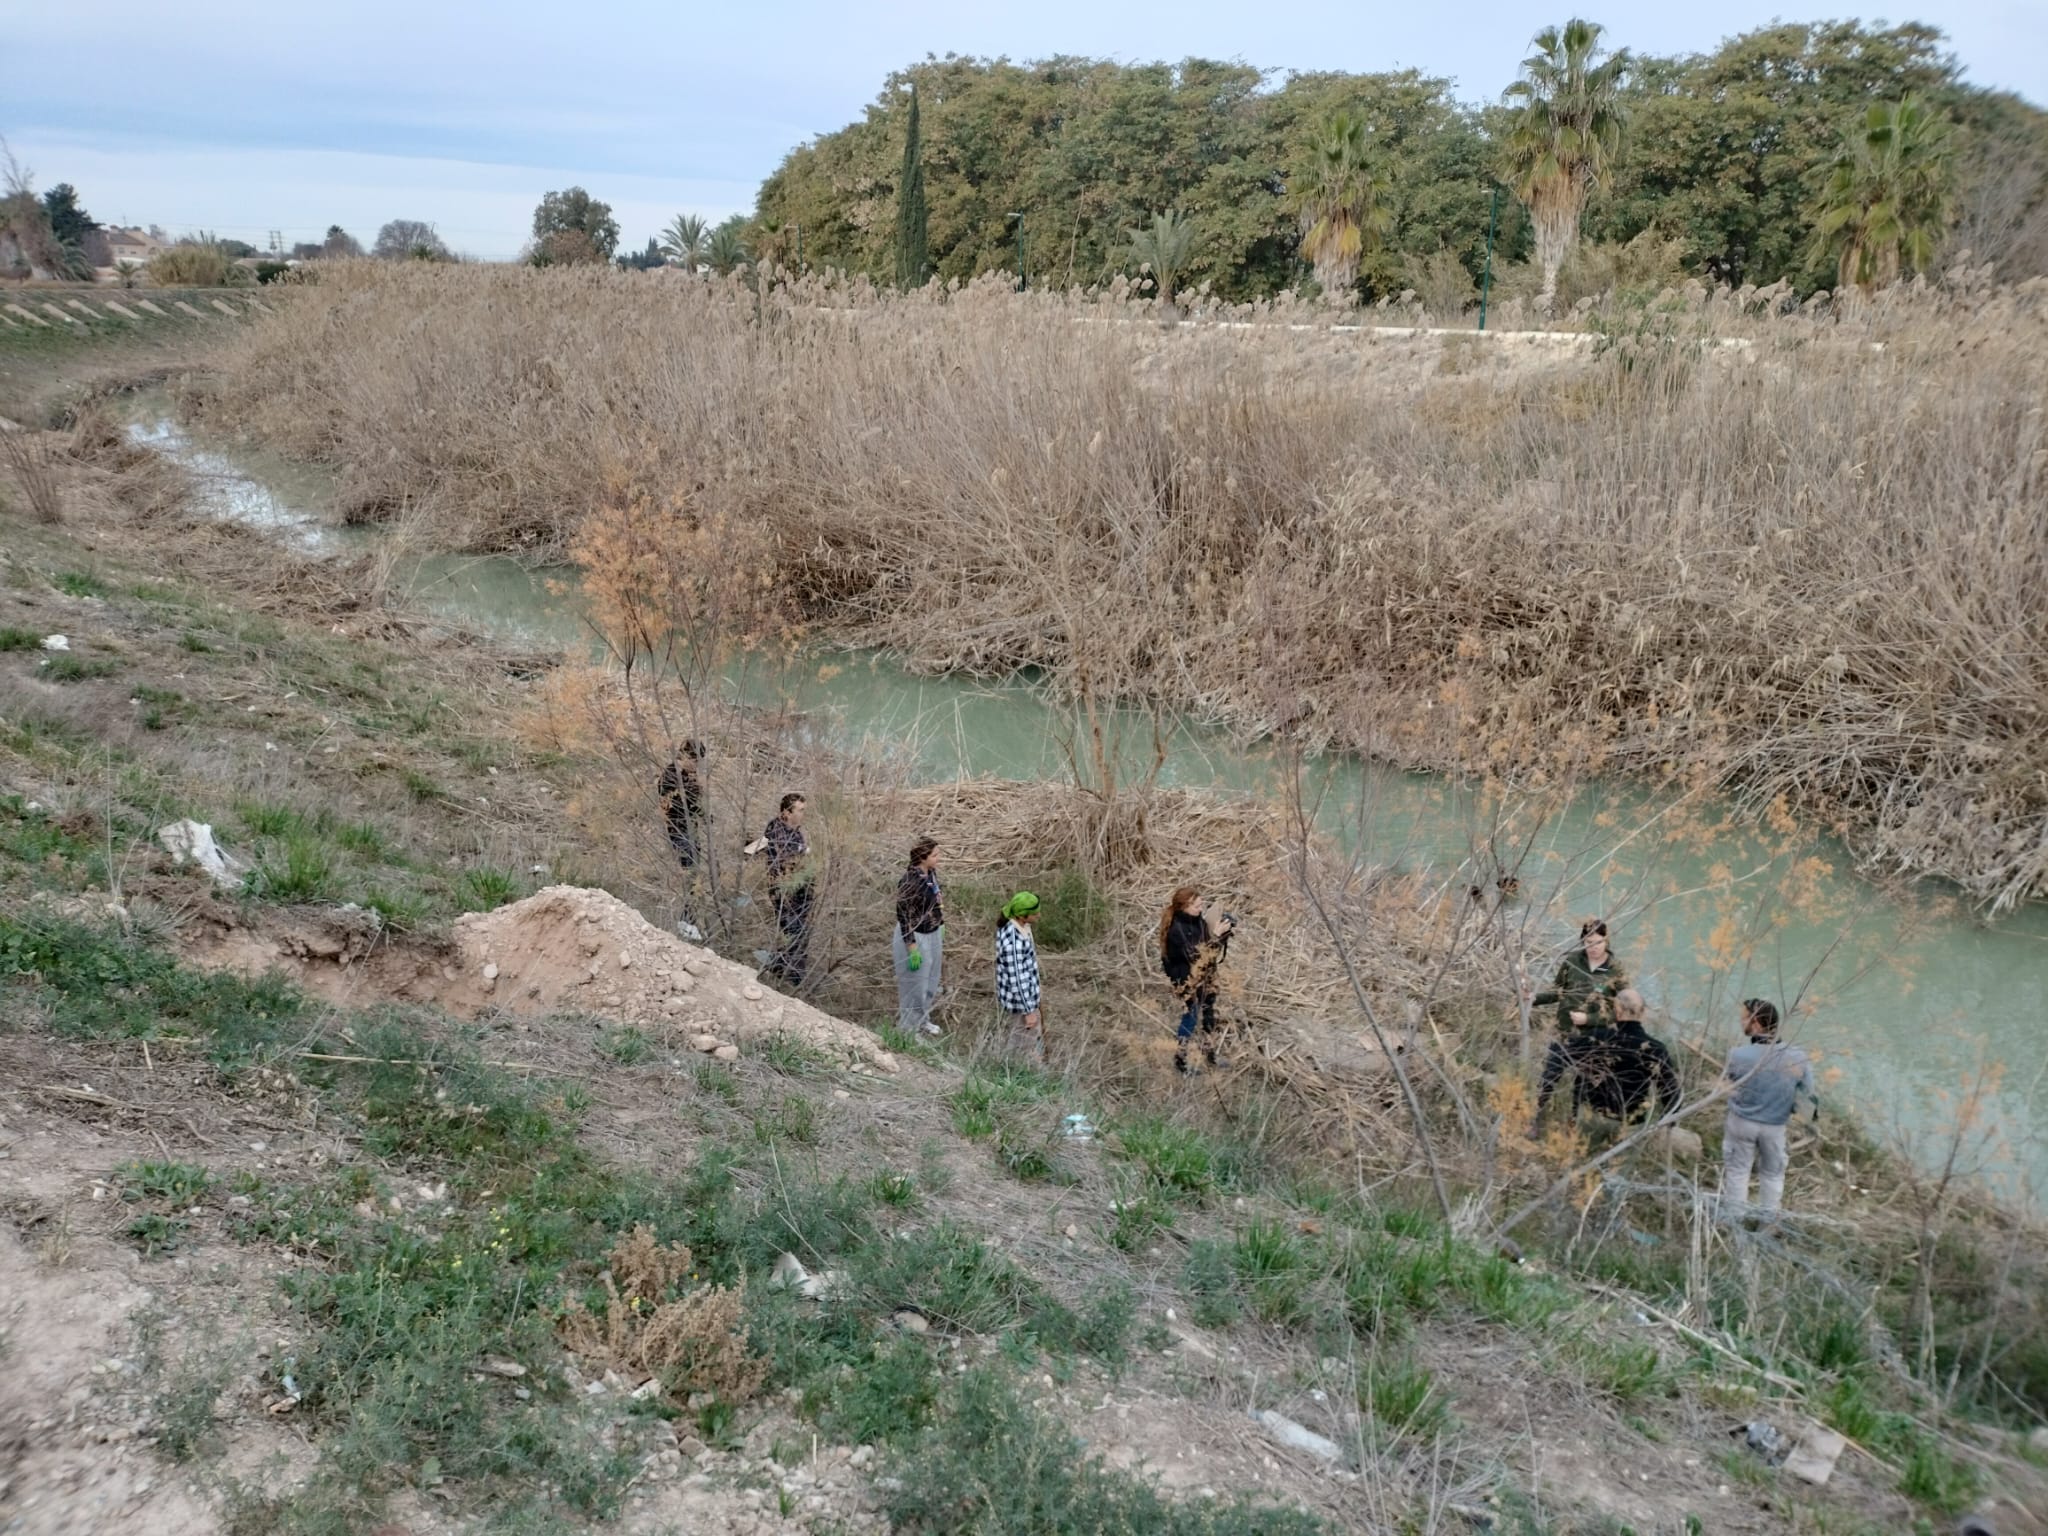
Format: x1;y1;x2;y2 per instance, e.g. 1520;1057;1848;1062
1002;1010;1044;1062
892;928;943;1033
1722;1112;1790;1212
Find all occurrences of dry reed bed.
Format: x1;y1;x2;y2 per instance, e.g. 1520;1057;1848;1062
199;266;2048;906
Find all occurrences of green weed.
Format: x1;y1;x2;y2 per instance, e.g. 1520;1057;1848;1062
122;1160;213;1204
1117;1115;1217;1198
1029;1281;1137;1367
249;833;339;903
852;1221;1036;1335
457;864;518;911
44;654;120;682
867;1170;918;1207
178;631;214;653
1107;1191;1175;1253
760;1032;833;1077
755;1093;821;1147
124;1211;188;1257
597;1026;651;1065
55;571;109;597
1572;1334;1669;1403
885;1368;1323;1535
0;626;38;651
1182;1239;1243;1329
1361;1355;1450;1441
1899;1436;1979;1513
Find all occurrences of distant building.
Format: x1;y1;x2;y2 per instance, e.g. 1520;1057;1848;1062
103;227;169;263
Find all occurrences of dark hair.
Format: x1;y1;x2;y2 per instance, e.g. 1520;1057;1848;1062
1742;998;1780;1036
1580;918;1609;940
908;837;938;867
779;793;805;815
678;739;705;760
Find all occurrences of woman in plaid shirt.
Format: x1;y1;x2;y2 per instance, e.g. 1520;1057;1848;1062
993;891;1043;1061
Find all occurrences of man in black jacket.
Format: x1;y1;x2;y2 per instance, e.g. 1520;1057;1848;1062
1573;989;1682;1125
656;741;707;941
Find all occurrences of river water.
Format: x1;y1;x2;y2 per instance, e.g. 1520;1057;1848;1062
133;406;2048;1204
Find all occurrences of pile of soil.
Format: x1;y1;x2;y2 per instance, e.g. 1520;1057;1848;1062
446;886;898;1072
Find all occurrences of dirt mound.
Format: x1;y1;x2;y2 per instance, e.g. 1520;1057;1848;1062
447;886;898;1072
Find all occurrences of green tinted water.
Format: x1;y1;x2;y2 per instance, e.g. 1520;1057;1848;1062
139;408;2048;1204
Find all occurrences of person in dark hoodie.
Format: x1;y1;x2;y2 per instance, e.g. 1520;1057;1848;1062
1573;989;1681;1125
656;740;708;941
892;837;945;1037
1160;885;1234;1075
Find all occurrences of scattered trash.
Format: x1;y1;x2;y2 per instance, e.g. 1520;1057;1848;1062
1060;1113;1097;1140
472;1359;527;1379
1783;1425;1848;1486
155;819;249;889
1732;1420;1790;1465
41;635;69;651
630;1378;662;1401
1251;1408;1343;1464
890;1307;932;1336
769;1252;842;1300
676;920;706;942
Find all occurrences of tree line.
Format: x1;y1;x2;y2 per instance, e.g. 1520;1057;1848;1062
749;18;2048;305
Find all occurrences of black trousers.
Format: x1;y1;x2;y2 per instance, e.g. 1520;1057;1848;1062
1536;1031;1601;1114
766;885;813;986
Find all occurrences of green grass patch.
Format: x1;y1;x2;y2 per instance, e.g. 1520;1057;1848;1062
0;913;308;1066
597;1025;651;1065
851;1221;1037;1336
248;832;340;903
457;864;518;911
121;1159;212;1205
0;626;39;651
43;653;121;683
55;570;110;598
950;1062;1061;1140
884;1368;1323;1535
1360;1354;1451;1441
1116;1115;1220;1198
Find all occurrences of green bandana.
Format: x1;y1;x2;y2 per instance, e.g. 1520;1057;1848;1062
1002;891;1041;921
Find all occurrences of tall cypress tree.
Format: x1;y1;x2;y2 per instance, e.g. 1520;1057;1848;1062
895;87;930;289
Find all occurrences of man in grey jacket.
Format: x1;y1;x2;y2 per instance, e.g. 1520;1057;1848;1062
1720;998;1819;1215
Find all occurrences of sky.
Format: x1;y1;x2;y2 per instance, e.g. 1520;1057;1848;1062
10;3;2044;261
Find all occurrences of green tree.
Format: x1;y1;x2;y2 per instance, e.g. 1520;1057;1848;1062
705;219;750;276
1290;112;1392;302
532;187;620;261
1500;17;1631;312
323;224;364;259
1596;22;1960;288
1125;209;1195;306
1813;94;1956;289
895;85;930;288
660;214;708;269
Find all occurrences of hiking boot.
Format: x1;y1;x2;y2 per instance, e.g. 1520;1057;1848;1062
1173;1054;1193;1075
1204;1046;1228;1069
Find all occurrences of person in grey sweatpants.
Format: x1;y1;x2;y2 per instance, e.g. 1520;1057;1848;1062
1720;998;1819;1215
891;838;945;1037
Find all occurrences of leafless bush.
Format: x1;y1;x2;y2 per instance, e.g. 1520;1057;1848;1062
199;264;2048;906
0;425;63;522
558;1225;766;1402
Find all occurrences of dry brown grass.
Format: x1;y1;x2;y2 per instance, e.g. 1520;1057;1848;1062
198;264;2048;906
558;1224;766;1403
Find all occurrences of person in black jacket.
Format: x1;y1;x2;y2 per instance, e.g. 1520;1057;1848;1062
656;740;707;941
1573;989;1682;1125
1159;885;1234;1075
892;837;945;1037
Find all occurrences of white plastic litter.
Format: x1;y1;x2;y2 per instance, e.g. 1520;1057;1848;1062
41;634;69;651
155;819;249;888
1250;1409;1344;1464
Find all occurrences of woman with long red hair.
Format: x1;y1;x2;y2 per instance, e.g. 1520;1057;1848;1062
1159;886;1233;1074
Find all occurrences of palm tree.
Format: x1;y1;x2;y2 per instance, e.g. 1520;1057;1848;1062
705;223;749;277
660;214;709;271
1125;210;1196;309
1290;112;1392;303
1812;95;1955;291
1500;18;1631;314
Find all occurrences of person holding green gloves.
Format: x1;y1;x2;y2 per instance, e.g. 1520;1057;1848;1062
893;838;945;1037
994;891;1044;1061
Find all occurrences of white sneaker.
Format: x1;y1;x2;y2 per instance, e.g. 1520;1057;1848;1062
920;1021;943;1037
676;920;706;943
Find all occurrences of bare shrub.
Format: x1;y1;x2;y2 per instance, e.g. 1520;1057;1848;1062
0;425;63;522
199;265;2048;905
558;1224;766;1402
